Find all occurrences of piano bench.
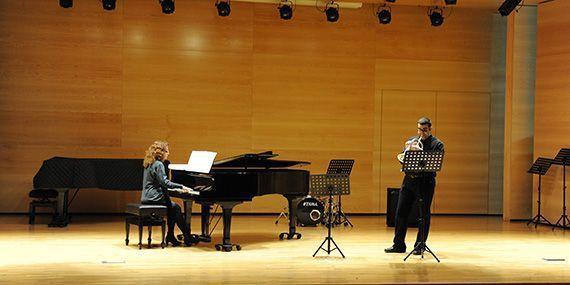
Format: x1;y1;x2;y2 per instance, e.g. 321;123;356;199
125;203;167;250
28;189;58;225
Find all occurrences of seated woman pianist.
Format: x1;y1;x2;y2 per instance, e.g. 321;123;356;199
141;140;196;247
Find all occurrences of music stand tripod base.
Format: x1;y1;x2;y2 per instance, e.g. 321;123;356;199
311;174;349;258
274;206;289;225
527;157;554;228
551;148;570;230
400;150;443;263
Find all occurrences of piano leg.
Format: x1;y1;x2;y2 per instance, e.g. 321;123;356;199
215;202;242;252
179;200;200;245
199;203;213;243
279;195;302;240
183;200;192;232
49;188;69;227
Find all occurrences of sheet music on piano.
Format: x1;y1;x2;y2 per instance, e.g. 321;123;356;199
169;151;217;174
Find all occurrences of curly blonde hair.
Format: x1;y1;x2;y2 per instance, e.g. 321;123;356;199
143;141;169;168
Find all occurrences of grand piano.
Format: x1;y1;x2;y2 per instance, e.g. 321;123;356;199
169;151;310;252
32;157;143;227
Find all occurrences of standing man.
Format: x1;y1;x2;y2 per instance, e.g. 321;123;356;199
385;117;444;255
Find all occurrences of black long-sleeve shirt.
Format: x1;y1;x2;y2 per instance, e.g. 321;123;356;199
141;160;183;203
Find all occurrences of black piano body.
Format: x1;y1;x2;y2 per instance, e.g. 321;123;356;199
32;157;143;227
169;151;310;252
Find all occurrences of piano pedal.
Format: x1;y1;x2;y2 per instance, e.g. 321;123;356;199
215;243;241;252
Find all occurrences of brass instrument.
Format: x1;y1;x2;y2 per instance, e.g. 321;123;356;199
397;136;423;163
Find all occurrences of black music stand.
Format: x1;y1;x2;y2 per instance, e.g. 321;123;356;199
326;159;355;227
527;157;554;228
311;174;349;258
401;150;444;263
552;148;570;229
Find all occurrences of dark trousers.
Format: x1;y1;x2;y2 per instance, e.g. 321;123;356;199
393;176;436;248
143;196;189;238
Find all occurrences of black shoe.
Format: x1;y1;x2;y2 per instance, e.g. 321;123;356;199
166;235;181;247
412;248;424;255
384;245;406;253
183;233;200;247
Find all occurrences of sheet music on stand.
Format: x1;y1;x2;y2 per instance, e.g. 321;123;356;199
310;174;350;196
402;150;444;173
326;160;355;175
528;157;554;175
552;148;570;166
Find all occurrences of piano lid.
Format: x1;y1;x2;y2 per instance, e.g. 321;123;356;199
33;157;143;190
212;151;310;168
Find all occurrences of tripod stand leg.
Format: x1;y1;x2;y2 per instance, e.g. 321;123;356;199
313;238;328;257
424;244;440;263
329;236;345;258
538;214;553;226
274;208;288;225
313;191;345;258
338;210;354;227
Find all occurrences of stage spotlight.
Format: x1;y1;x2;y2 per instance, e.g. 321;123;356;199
59;0;72;8
102;0;116;10
377;6;391;24
498;0;522;16
429;7;444;27
325;1;339;22
159;0;174;14
444;0;457;5
278;1;293;20
216;0;231;17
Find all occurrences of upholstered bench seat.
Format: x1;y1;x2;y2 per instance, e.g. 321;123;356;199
125;203;167;249
28;189;58;225
125;203;168;217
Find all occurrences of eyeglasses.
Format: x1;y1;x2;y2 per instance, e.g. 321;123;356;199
417;127;429;132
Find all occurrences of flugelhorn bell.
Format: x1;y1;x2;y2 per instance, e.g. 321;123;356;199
397;137;423;163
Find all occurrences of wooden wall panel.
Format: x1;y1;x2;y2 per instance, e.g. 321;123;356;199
375;59;491;93
252;53;374;152
435;92;490;213
0;0;500;214
379;90;436;212
252;4;375;58
503;7;536;220
124;0;254;53
122;48;253;151
535;0;570;223
488;14;507;215
488;97;505;215
374;6;492;62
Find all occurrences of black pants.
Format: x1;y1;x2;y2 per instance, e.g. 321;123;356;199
143;196;189;238
393;175;436;249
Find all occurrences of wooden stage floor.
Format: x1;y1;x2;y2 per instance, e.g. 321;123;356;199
0;215;569;284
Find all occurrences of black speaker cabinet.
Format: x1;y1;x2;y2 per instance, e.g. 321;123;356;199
386;187;419;227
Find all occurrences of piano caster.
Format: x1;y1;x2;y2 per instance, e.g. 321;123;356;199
215;244;241;252
279;232;302;240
